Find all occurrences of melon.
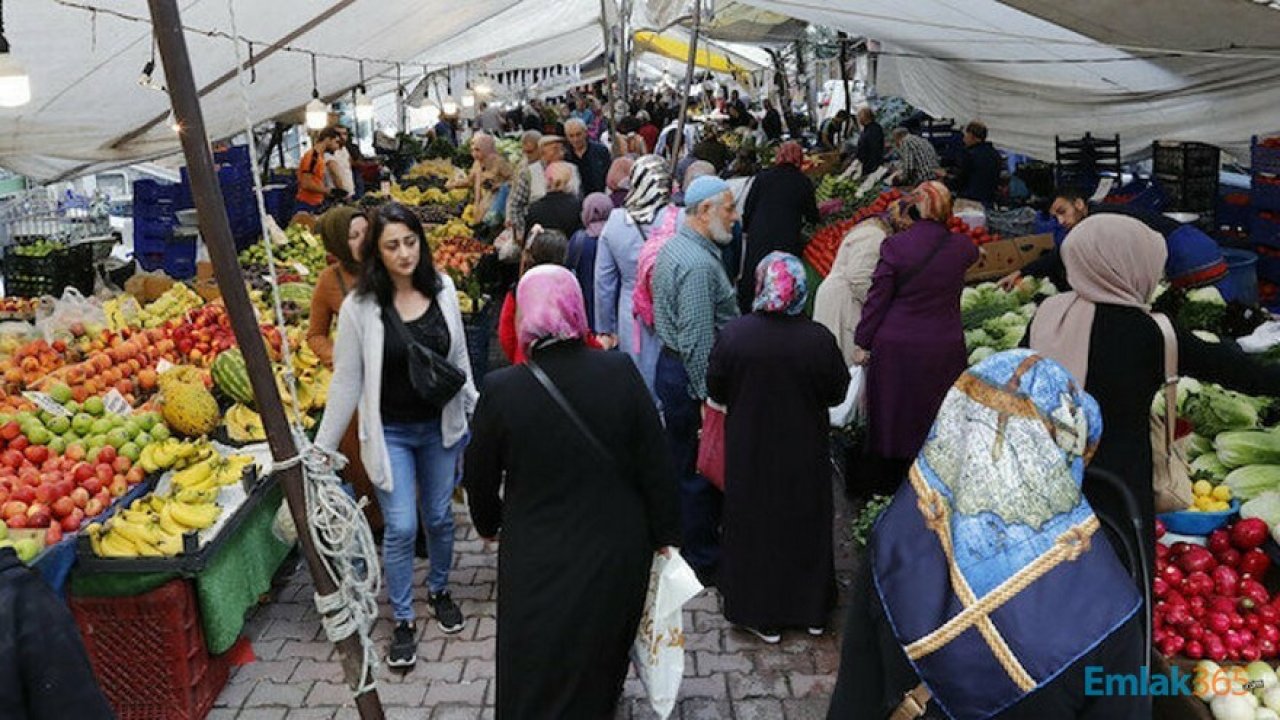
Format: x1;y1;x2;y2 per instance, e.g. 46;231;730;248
161;383;220;437
211;349;255;407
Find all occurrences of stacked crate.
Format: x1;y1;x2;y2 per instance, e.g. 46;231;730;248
1055;133;1122;192
1251;136;1280;303
1152;141;1220;229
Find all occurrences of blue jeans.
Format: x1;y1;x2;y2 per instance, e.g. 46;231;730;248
378;420;460;621
655;351;722;574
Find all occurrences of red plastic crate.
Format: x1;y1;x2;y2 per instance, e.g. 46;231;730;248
69;579;231;720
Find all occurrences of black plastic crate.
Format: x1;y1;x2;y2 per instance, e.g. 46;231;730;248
3;244;66;297
1158;175;1219;212
1153;141;1220;178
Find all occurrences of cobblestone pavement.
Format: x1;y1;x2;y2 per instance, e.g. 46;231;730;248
213;490;859;720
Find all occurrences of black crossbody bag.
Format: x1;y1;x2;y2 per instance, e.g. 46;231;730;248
383;305;466;408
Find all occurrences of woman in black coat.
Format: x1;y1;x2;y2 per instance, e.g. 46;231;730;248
738;141;819;313
464;265;681;719
1028;215;1280;565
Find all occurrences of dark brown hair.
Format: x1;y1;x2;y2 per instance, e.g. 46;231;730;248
359;203;443;307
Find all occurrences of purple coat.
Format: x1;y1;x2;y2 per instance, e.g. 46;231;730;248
854;220;978;459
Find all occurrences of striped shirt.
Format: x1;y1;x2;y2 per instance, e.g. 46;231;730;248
895;134;942;187
653;223;739;399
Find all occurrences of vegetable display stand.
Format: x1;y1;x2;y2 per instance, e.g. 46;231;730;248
70;578;232;720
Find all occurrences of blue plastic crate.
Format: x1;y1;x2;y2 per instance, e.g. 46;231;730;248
1253;136;1280;176
214;145;251;169
1253;177;1280;214
1253;213;1280;249
1110;179;1169;213
1256;251;1280;284
1218;192;1253;229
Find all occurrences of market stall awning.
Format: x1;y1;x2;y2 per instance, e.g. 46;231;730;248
0;0;618;181
730;0;1280;161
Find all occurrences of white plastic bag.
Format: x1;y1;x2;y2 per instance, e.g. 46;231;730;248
1239;321;1280;354
35;287;106;344
829;365;865;428
631;553;704;720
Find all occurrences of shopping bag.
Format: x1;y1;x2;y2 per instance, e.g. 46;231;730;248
631;553;704;720
696;400;727;491
829;365;865;428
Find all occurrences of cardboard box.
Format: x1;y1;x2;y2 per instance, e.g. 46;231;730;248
196;261;214;281
964;233;1056;283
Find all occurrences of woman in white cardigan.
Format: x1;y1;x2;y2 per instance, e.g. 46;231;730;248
315;202;478;670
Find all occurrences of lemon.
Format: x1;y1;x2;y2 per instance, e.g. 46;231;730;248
1212;485;1232;502
1193;480;1213;497
1195;495;1215;511
1209;501;1230;512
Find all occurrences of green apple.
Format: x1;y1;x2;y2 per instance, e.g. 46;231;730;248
134;432;153;448
108;414;124;429
119;442;140;461
47;437;66;455
47;383;72;405
136;413;158;432
47;416;70;435
150;424;171;441
83;397;105;417
90;419;112;436
105;429;128;449
71;413;94;436
27;428;51;446
63;400;80;415
123;420;141;439
13;538;39;563
37;411;55;427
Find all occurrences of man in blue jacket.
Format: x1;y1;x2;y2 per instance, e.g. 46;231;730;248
954;120;1002;204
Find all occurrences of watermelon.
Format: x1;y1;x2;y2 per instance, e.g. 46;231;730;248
211;349;255;407
278;283;313;305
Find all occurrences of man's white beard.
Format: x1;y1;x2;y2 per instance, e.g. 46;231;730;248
708;216;733;245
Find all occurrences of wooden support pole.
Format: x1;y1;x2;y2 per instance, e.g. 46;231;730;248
670;0;701;176
146;2;384;717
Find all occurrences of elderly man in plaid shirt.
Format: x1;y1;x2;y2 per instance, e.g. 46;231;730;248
652;175;741;587
890;127;942;187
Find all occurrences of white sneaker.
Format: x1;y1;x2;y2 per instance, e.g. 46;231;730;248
741;626;781;644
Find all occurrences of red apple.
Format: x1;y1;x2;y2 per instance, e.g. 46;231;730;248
1;450;22;469
0;486;8;506
108;476;127;497
60;508;84;532
84;498;104;517
53;480;72;498
1;500;27;519
125;466;145;485
80;477;102;495
94;465;113;484
33;484;54;505
70;487;89;508
0;421;19;441
72;463;93;483
6;513;27;529
10;436;29;453
97;446;116;465
65;444;86;462
45;523;62;544
26;504;50;528
11;486;34;504
51;496;74;518
17;468;37;487
111;456;131;474
23;446;47;465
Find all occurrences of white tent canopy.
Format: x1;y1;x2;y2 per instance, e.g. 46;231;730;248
669;0;1280;162
0;0;615;181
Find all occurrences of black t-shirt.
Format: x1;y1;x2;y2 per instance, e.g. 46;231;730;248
381;300;451;423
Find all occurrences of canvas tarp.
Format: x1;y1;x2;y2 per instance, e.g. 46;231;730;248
0;0;615;181
681;0;1280;161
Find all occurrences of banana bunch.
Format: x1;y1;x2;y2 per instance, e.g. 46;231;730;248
224;404;266;443
171;453;254;494
85;491;224;558
103;295;141;332
138;438;215;474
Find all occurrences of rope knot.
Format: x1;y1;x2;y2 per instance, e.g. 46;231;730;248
915;487;948;532
1057;526;1092;561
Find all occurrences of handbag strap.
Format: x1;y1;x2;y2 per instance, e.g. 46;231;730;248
526;359;618;467
1151;312;1179;454
381;303;419;349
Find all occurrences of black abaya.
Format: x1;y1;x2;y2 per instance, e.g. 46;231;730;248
464;342;680;719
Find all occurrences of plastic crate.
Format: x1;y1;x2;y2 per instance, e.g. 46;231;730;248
1253;175;1280;213
1253;136;1280;176
3;244;66;297
1253;212;1280;249
70;579;231;720
1106;179;1168;213
1153;141;1220;178
1218;192;1253;230
1256;246;1280;283
1159;175;1218;212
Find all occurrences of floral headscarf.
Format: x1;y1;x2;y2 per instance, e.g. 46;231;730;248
516;265;590;354
607;157;634;192
752;251;809;315
912;180;953;223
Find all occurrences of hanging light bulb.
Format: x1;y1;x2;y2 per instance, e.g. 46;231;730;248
305;53;328;130
354;61;373;121
167;109;181;134
442;96;458;116
462;90;476;109
0;1;30;108
474;77;493;96
355;87;373;121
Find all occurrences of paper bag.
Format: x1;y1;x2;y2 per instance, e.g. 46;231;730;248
631;553;704;719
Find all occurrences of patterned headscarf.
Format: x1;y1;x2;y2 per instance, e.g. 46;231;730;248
752;251;809;315
607;157;634;192
516;265;591;354
624;154;671;225
775;141;805;168
873;350;1141;720
912;180;953;223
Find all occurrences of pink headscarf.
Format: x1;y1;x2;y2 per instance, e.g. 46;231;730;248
516;265;591;354
776;141;805;168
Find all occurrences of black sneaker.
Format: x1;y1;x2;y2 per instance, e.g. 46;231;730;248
387;621;417;669
429;590;465;634
414;528;429;559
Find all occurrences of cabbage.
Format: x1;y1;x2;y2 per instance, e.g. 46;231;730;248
1183;384;1262;438
1187;434;1215;460
1193;330;1221;344
964;329;990;349
1242;491;1280;529
1217;431;1280;468
1190;453;1230;482
967;346;995;366
1225;465;1280;501
1188;287;1227;306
